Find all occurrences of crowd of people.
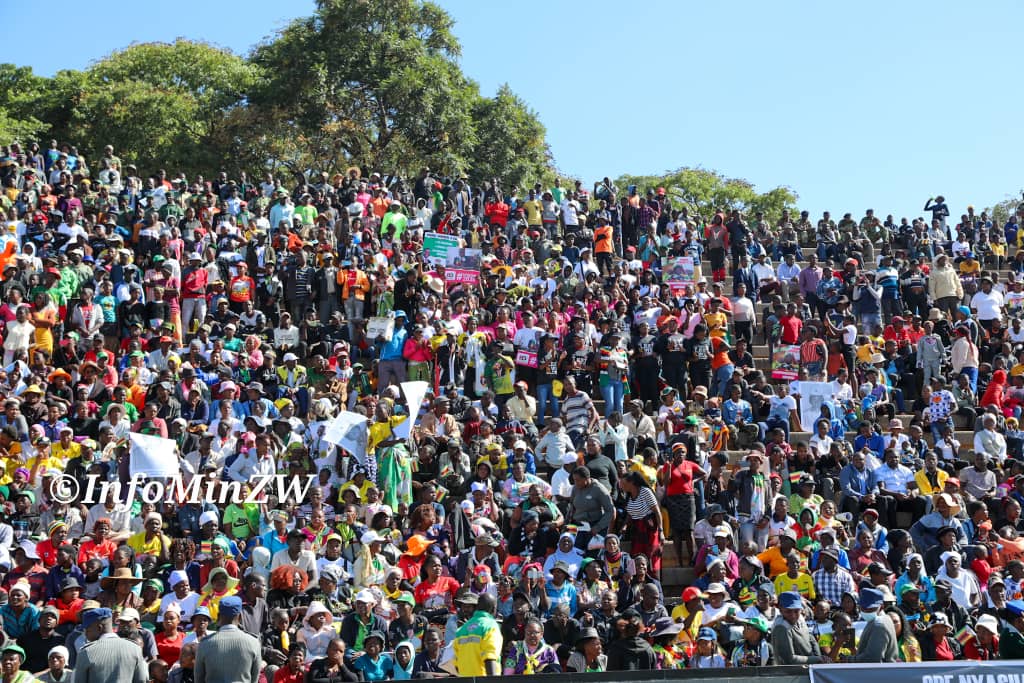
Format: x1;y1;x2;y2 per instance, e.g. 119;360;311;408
0;139;1021;682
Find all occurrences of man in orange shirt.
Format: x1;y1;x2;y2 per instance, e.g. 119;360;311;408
593;218;614;275
338;259;370;338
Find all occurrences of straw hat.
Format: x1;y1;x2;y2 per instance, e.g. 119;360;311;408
100;568;144;591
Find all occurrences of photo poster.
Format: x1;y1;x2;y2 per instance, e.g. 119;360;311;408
444;247;482;285
771;344;801;381
798;381;835;432
662;256;697;293
366;316;395;342
423;232;459;266
423;232;480;285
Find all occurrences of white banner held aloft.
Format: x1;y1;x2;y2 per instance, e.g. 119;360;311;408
394;381;429;439
129;432;180;478
322;411;370;464
797;381;835;432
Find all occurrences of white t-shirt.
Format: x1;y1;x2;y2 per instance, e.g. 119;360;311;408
971;290;1004;320
732;296;755;323
843;324;858;345
768;395;797;422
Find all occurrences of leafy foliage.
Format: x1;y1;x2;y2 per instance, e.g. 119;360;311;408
0;2;548;192
0;64;50;146
616;167;799;222
62;39;258;176
249;0;477;176
469;84;551;191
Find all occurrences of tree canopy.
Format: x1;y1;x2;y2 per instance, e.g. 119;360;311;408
0;0;554;187
616;167;799;223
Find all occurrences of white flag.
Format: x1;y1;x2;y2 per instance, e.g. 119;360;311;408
394;381;429;439
323;411;370;464
129;432;180;478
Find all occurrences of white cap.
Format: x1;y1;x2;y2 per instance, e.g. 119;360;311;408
513;440;527;450
118;608;140;622
561;453;578;464
460;500;475;514
470;482;488;493
354;589;376;604
283;353;299;362
360;530;381;545
199;511;218;527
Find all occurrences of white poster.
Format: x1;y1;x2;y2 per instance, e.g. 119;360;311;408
322;411;370;463
366;316;395;342
798;381;835;432
394;381;429;439
129;432;180;478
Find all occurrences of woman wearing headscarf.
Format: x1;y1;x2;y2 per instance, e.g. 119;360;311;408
934;551;981;610
894;552;936;603
542;531;584;580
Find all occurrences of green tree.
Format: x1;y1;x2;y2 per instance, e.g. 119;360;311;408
468;84;550;191
986;191;1024;225
616;167;798;223
68;40;257;175
250;0;478;176
0;64;49;146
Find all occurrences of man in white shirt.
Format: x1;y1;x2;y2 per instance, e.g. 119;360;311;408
874;448;925;526
732;283;757;346
776;253;801;302
974;413;1007;462
751;254;778;300
270;529;319;582
227;437;277;483
550;453;578;503
561;194;581;232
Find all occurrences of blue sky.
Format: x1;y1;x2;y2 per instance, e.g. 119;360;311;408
3;1;1022;218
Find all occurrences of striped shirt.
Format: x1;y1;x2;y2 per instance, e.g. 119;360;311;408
626;485;660;520
562;391;595;434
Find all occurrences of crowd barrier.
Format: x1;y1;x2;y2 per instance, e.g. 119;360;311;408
459;661;1024;683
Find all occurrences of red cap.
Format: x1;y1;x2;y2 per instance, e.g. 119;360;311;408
656;187;666;195
681;586;704;602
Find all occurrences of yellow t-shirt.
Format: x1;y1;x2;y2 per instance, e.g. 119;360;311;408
669;604;703;643
51;441;81;465
0;443;25;485
521;200;543;226
127;531;171;557
703;311;728;338
958;260;981;276
774;572;816;600
337;478;374;504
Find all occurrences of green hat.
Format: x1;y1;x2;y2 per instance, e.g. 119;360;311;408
144;578;164;592
739;615;771;634
395;591;415;606
0;485;9;500
0;643;25;660
684;415;700;426
15;490;35;504
899;583;921;597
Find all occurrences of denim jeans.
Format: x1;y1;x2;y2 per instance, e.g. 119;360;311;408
714;363;735;398
960;366;978;393
600;380;624;417
929;418;953;444
536;382;560;426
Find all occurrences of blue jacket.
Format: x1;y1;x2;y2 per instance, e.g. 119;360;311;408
379;328;408;361
839;463;879;502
